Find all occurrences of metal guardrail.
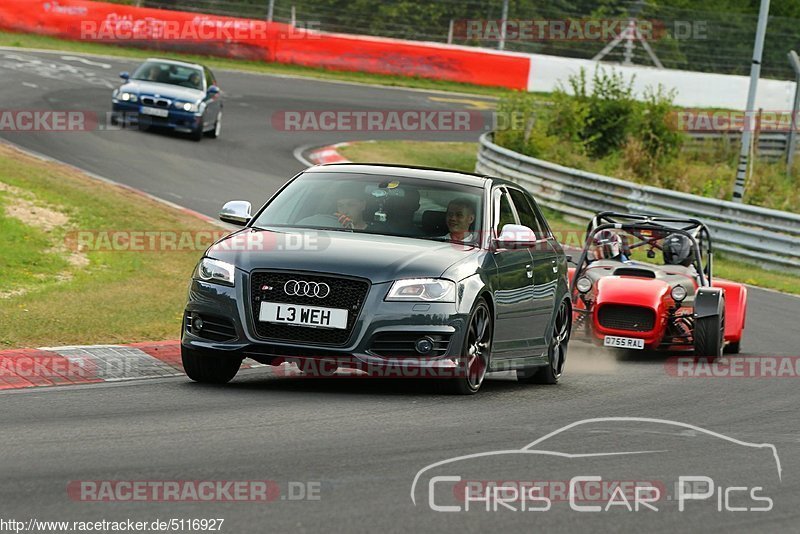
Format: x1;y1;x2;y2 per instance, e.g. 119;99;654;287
476;132;800;274
686;131;795;161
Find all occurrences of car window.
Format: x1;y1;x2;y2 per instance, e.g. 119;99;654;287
204;68;215;89
252;173;484;243
131;61;204;90
508;188;546;238
493;188;518;237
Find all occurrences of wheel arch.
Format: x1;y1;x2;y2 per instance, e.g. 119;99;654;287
713;279;747;342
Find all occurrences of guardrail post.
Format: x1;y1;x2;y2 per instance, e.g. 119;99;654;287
786;51;800;175
732;0;771;203
498;0;509;50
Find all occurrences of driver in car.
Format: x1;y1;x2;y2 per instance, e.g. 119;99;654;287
591;230;629;262
333;183;369;230
185;72;202;90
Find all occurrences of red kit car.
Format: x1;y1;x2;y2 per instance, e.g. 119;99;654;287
569;213;746;358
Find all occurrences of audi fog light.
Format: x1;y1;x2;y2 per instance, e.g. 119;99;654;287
196;258;235;286
576;276;593;293
671;285;687;302
386;279;455;302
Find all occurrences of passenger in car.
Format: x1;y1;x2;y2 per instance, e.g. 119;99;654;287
441;198;476;242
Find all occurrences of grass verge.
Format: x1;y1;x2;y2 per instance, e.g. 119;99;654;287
0;30;519;99
339;139;800;295
0;142;221;349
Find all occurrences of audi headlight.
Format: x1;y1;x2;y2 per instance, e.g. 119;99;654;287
576;276;593;293
119;92;137;102
196;258;235;286
671;285;687;302
386;278;455;302
177;101;200;112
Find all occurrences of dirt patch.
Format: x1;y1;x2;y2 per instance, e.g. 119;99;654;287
4;196;69;233
1;178;88;298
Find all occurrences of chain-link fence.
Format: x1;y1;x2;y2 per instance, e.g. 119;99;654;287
114;0;800;80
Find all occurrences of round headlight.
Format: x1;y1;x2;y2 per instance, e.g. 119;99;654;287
121;93;131;101
671;285;688;302
576;276;593;293
182;102;193;111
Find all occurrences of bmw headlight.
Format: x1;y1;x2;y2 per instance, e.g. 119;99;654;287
119;92;137;103
196;258;235;286
177;101;200;112
386;278;455;302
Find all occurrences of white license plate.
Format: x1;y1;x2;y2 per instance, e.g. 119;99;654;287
259;302;348;329
141;106;169;117
604;335;645;350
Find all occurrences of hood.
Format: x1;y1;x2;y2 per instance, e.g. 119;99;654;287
206;228;479;283
595;276;671;310
120;80;204;102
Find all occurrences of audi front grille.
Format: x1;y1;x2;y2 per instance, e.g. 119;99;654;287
250;271;370;346
597;304;656;332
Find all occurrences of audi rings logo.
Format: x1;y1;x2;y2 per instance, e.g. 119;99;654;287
284;280;331;298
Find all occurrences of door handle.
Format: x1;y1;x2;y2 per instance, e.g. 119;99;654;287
525;264;533;279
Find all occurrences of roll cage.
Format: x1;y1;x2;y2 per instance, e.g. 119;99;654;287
571;212;714;289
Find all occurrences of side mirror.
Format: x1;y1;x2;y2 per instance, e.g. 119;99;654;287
207;85;220;95
219;200;251;226
119;71;130;81
495;224;537;249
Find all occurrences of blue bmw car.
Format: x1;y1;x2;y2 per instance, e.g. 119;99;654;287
111;58;223;141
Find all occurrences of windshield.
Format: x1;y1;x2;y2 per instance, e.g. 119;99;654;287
131;61;204;90
252;172;484;243
581;226;704;273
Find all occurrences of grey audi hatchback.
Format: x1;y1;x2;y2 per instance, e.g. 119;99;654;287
182;164;571;394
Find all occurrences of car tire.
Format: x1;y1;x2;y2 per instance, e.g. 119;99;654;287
206;111;222;138
181;346;241;384
190;119;204;141
442;298;492;395
694;313;724;360
518;299;570;385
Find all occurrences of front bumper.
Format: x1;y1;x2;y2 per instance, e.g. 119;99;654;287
181;271;471;372
111;101;202;133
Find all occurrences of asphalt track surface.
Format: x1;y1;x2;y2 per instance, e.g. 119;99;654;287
1;49;799;533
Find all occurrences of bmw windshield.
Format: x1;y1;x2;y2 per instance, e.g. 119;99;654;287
131;61;204;90
252;172;485;244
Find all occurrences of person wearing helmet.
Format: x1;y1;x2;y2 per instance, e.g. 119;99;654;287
662;233;694;267
591;229;628;261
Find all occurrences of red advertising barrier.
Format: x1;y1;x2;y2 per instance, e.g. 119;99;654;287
0;0;530;90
